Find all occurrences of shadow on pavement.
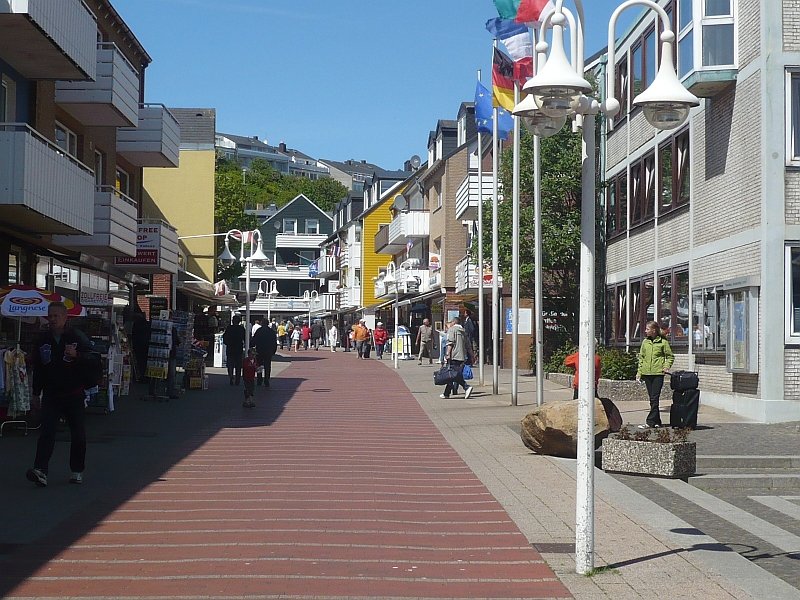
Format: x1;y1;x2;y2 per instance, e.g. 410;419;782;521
0;369;302;596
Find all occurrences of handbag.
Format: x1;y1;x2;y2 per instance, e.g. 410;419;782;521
434;365;460;386
462;364;474;380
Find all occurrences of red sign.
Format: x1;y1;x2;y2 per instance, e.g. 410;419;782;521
115;250;159;265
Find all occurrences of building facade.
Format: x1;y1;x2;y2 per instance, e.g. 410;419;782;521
602;0;799;421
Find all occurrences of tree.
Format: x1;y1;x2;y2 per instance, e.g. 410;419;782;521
477;125;583;359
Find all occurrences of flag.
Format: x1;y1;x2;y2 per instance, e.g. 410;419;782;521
486;18;533;85
492;47;515;111
493;0;554;24
475;81;513;140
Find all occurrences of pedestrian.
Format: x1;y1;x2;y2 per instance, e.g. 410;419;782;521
130;310;150;382
251;317;262;338
311;319;325;350
301;322;311;350
564;347;602;400
416;318;434;365
26;302;97;487
373;322;388;360
440;316;474;399
251;321;278;387
277;321;287;350
636;321;674;428
222;315;246;385
352;319;370;359
241;347;258;408
291;326;301;352
328;322;339;352
463;310;478;355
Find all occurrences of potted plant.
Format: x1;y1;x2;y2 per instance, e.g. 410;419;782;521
601;426;695;478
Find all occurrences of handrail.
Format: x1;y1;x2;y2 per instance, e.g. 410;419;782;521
96;184;137;208
97;42;139;75
0;123;94;175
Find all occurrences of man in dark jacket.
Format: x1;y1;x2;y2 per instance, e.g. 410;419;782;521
222;314;246;385
310;319;325;350
251;324;278;387
26;302;96;487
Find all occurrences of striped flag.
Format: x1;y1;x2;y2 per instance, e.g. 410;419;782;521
486;18;533;84
492;47;515;111
493;0;554;25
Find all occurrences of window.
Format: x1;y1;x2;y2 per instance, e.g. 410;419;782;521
606;170;627;237
355;224;362;243
644;28;657;88
305;218;319;235
787;246;800;338
297;250;315;265
701;0;734;67
692;286;726;352
659;129;690;211
0;79;6;121
55;121;77;157
8;252;18;285
1;75;16;121
787;71;800;164
615;58;628;117
115;167;130;196
354;268;362;287
436;186;442;209
631;42;644;101
659;268;690;345
283;218;297;234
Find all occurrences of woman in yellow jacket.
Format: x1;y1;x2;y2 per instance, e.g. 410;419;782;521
636;321;674;428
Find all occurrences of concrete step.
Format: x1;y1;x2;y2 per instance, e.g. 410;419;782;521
696;455;800;469
690;473;800;491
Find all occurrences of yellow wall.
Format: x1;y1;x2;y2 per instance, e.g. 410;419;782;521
143;150;216;282
361;199;393;307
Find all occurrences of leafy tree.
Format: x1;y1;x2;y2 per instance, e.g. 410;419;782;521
478;124;583;359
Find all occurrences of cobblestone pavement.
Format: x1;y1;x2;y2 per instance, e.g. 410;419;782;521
0;352;570;599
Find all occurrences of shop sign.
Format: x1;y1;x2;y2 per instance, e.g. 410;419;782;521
80;290;111;306
115;224;162;266
428;253;441;271
149;296;168;316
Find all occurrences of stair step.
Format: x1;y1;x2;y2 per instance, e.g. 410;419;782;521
690;473;800;491
696;455;800;469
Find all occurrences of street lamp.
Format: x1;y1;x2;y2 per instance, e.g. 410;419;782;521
218;228;269;349
302;289;319;332
385;258;419;369
512;0;698;574
257;279;278;324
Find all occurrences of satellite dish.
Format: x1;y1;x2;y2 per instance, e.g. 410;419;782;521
392;194;408;212
409;155;421;169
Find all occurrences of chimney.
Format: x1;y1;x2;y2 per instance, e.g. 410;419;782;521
252;135;258;141
361;160;367;164
279;142;287;152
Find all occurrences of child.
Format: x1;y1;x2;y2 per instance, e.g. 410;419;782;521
242;348;258;408
291;326;301;352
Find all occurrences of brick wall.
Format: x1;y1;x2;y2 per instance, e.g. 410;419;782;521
442;148;469;289
784;0;800;52
607;129;628;171
691;242;761;287
786;171;800;224
657;210;690;257
739;0;761;67
693;72;762;247
785;348;800;399
606;237;628;275
629;226;655;267
139;274;173;319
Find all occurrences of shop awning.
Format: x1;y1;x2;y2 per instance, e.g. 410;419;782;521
176;270;238;307
396;289;446;308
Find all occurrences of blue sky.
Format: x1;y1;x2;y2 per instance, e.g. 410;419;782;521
113;1;635;171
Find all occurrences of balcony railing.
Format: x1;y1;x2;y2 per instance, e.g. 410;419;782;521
117;104;180;167
55;42;140;127
52;185;138;256
275;232;328;248
456;171;494;220
0;123;94;234
338;286;360;309
315;255;338;277
0;0;97;80
387;211;429;247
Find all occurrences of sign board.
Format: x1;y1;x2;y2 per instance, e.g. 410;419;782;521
115;223;162;266
80;290;112;306
505;308;533;335
428;253;441;271
149;296;168;316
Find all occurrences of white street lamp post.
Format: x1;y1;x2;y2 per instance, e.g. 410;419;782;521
384;258;419;370
218;229;269;349
303;289;319;332
513;0;698;574
258;279;278;324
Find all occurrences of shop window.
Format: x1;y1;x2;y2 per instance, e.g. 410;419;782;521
8;252;18;285
692;286;726;353
658;268;689;345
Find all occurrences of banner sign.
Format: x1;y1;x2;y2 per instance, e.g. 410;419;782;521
115;223;162;266
80;290;112;306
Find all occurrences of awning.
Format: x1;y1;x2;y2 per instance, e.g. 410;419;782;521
176;270;238;307
396;289;446;308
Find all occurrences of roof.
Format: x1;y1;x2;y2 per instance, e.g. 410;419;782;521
320;158;388;176
169;108;216;147
261;194;334;225
216;132;281;153
98;0;152;66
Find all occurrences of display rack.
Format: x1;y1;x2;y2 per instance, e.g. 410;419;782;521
145;317;172;400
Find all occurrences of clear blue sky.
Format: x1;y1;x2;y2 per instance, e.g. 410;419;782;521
113;0;635;171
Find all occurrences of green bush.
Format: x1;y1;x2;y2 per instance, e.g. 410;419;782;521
543;341;577;374
599;347;638;380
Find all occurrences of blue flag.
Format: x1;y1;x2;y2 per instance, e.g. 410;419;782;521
475;81;513;140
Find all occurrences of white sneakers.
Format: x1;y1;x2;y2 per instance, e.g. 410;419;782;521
464;386;473;399
69;472;83;484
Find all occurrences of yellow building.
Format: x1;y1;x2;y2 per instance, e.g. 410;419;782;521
142;108;217;288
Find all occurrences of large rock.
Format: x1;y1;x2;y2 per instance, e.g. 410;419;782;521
520;398;623;458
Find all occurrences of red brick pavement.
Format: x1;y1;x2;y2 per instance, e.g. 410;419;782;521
3;353;571;599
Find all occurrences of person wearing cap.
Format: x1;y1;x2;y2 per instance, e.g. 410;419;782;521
373;322;388;360
352;319;371;359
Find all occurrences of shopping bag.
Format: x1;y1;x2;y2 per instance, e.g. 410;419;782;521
433;365;460;386
462;364;474;380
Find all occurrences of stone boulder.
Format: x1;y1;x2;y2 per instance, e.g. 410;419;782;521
520;398;623;458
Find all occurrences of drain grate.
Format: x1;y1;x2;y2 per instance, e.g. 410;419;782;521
532;542;574;554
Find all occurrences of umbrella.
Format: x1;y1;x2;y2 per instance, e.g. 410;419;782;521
0;285;85;318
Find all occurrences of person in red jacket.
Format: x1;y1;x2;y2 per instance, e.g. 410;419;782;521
242;348;258;408
373;322;389;360
301;323;311;350
564;350;602;399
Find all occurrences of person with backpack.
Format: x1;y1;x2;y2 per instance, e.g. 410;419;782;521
26;302;96;487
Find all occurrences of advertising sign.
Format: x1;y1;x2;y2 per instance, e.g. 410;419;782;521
80;290;112;306
428;253;441;271
115;223;162;266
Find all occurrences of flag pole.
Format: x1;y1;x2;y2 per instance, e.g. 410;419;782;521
491;40;500;396
511;80;520;406
477;69;486;388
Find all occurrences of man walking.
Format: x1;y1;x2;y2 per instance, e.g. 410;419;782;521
441;316;473;400
222;315;246;385
463;310;478;355
311;319;326;350
251;322;278;387
352;319;370;359
26;302;96;487
416;318;434;365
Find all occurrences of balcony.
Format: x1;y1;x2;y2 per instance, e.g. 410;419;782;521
456;171;494;220
55;43;140;127
387;211;429;246
338;286;360;309
246;264;311;280
375;223;401;255
455;256;480;293
316;292;338;313
315;254;338;278
0;0;97;80
52;185;138;256
275;232;328;249
113;219;179;274
117;104;180;167
0;123;94;234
